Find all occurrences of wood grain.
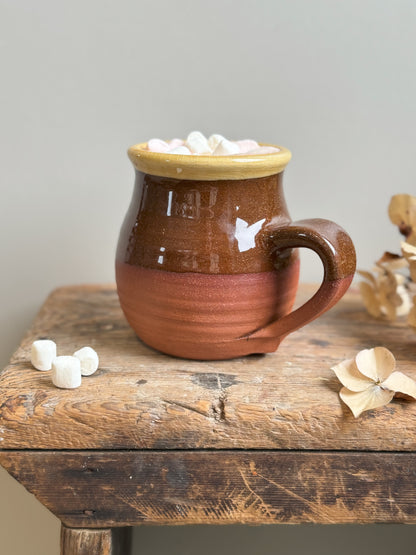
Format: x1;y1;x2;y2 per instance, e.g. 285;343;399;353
60;526;132;555
1;450;416;527
1;284;416;450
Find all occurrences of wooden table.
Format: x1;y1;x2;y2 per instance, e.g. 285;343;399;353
1;284;416;554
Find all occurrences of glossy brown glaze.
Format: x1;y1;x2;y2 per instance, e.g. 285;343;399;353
116;155;356;360
248;218;356;341
116;171;293;274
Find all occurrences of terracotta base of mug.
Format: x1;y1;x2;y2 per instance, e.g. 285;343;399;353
115;260;300;360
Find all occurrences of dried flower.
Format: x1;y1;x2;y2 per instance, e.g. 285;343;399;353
376;251;408;271
359;194;416;331
388;194;416;244
358;266;411;320
332;347;416;417
402;242;416;282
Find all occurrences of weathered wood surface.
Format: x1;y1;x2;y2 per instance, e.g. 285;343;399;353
1;450;416;526
1;284;416;451
60;525;132;555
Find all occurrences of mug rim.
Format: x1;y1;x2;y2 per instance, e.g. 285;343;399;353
128;141;292;181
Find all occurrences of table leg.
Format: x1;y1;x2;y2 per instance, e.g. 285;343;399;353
60;525;132;555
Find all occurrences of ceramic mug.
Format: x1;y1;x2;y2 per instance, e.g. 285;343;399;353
116;142;356;360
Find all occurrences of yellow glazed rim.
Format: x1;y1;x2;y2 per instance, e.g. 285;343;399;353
128;142;292;180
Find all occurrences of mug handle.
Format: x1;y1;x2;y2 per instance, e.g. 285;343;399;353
245;218;356;345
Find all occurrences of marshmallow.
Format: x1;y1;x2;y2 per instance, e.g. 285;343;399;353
144;133;281;157
73;346;99;376
236;139;259;153
246;146;280;154
212;139;240;156
208;134;226;151
31;340;57;371
51;356;82;389
168;145;192;155
168;138;185;149
147;138;169;153
185;131;211;154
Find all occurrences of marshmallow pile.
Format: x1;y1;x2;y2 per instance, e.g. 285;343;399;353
146;131;280;156
31;340;99;389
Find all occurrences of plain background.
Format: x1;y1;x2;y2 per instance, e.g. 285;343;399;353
1;0;416;553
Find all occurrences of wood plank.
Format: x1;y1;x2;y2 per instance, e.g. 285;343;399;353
1;284;416;451
60;526;132;555
1;450;416;527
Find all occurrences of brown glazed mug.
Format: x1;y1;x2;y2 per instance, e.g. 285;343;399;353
116;142;356;360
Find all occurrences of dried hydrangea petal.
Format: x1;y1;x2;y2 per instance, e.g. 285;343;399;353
355;347;395;382
340;386;395;418
334;347;416;418
359;281;382;318
377;251;408;271
382;371;416;399
402;241;416;258
379;271;412;317
402;242;416;282
377;267;410;319
331;358;374;392
357;270;377;286
358;265;410;320
388;194;416;243
395;282;413;317
375;266;402;306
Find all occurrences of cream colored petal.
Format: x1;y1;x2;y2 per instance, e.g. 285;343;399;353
394;273;407;286
401;242;416;281
388;194;416;229
381;371;416;399
377;269;405;320
377;251;408;271
359;281;382;318
377;267;401;301
355;347;396;382
331;358;374;392
357;270;377;286
395;284;412;317
340;386;395;418
379;297;399;321
379;272;411;317
401;241;416;257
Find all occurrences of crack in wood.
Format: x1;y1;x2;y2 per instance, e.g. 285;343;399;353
210;392;227;422
163;399;208;418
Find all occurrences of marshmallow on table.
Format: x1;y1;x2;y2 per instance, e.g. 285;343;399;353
73;346;99;376
185;131;211;154
31;339;57;371
51;356;82;389
212;138;240;156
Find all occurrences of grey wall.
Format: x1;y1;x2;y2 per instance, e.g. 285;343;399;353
1;0;415;553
